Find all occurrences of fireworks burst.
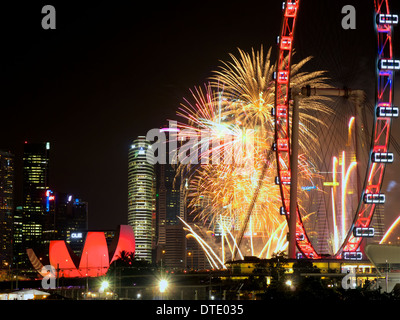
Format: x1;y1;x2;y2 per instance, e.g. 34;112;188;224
175;46;334;267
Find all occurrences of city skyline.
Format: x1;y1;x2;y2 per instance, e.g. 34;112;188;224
0;0;399;236
2;0;400;308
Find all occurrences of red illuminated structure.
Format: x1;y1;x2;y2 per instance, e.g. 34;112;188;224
27;225;135;278
339;0;398;257
274;1;398;260
274;0;319;259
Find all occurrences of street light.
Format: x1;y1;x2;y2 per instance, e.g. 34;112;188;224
159;279;168;293
99;280;109;293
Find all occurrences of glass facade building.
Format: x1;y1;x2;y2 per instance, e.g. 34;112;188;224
128;137;156;263
156;162;187;268
55;193;89;255
0;151;14;268
20;142;50;266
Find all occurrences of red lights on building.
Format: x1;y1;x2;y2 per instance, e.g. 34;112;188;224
49;240;82;278
79;232;110;277
27;225;135;278
109;225;136;264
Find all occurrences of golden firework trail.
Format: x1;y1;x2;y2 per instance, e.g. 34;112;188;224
380;214;400;244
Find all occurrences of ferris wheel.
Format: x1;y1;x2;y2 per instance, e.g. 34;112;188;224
273;0;399;260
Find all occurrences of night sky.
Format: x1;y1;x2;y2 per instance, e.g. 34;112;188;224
1;1;399;236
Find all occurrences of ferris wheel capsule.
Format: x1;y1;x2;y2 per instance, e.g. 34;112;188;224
276;138;289;151
280;36;293;50
376;13;399;25
343;251;363;260
284;2;299;17
363;193;386;204
371;152;394;163
276;105;288;117
296;233;305;241
379;59;400;70
277;71;289;84
376;104;399;118
353;227;375;238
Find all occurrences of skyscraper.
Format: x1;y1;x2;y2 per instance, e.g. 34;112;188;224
0;151;14;268
54;193;89;254
153;126;189;269
128;137;156;263
20;142;50;265
156;163;187;269
186;195;211;270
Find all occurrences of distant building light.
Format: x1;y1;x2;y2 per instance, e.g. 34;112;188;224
323;181;340;187
301;186;317;191
45;190;54;212
71;232;83;239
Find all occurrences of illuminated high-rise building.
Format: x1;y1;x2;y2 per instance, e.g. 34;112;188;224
54;193;89;254
20;141;50;266
0;151;14;268
156;163;187;268
154;127;188;268
128;137;156;263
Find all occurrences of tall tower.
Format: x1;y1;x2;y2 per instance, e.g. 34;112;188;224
21;141;50;262
156;163;187;269
55;193;89;248
0;151;14;268
128;137;156;263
